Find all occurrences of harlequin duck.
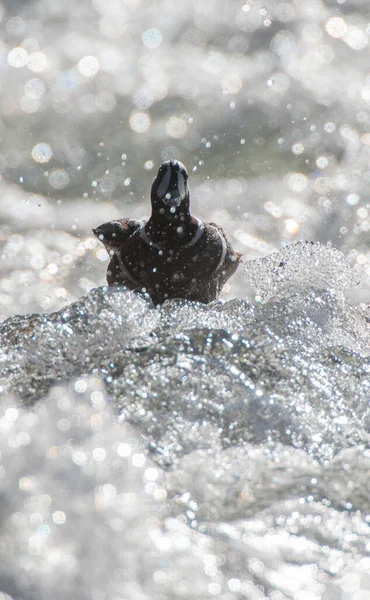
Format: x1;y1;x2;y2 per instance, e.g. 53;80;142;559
93;160;242;305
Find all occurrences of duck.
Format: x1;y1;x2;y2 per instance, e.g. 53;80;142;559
93;160;242;305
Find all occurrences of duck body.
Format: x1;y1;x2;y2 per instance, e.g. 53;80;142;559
93;161;241;305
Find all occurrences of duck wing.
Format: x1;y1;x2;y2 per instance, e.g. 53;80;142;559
92;218;141;251
207;222;242;274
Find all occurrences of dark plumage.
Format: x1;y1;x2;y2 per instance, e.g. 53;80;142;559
93;160;242;305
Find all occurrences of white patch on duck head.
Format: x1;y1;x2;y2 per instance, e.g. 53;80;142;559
177;171;186;201
156;166;171;199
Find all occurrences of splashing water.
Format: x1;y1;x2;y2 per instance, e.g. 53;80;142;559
1;242;370;598
2;0;370;597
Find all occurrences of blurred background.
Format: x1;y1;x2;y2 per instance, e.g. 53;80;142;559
1;0;370;319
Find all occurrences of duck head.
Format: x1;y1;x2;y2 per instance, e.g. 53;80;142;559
150;160;190;216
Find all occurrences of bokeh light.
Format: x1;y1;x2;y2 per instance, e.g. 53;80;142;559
165;116;187;139
49;169;70;189
142;29;163;49
325;17;348;39
78;55;100;77
31;143;53;164
8;47;28;68
129;111;151;133
27;52;48;73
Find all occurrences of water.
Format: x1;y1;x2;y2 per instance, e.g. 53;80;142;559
2;0;370;598
2;242;370;598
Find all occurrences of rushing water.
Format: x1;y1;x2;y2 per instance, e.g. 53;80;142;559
1;0;370;598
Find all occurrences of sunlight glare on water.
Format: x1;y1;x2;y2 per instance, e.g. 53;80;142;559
1;0;370;598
